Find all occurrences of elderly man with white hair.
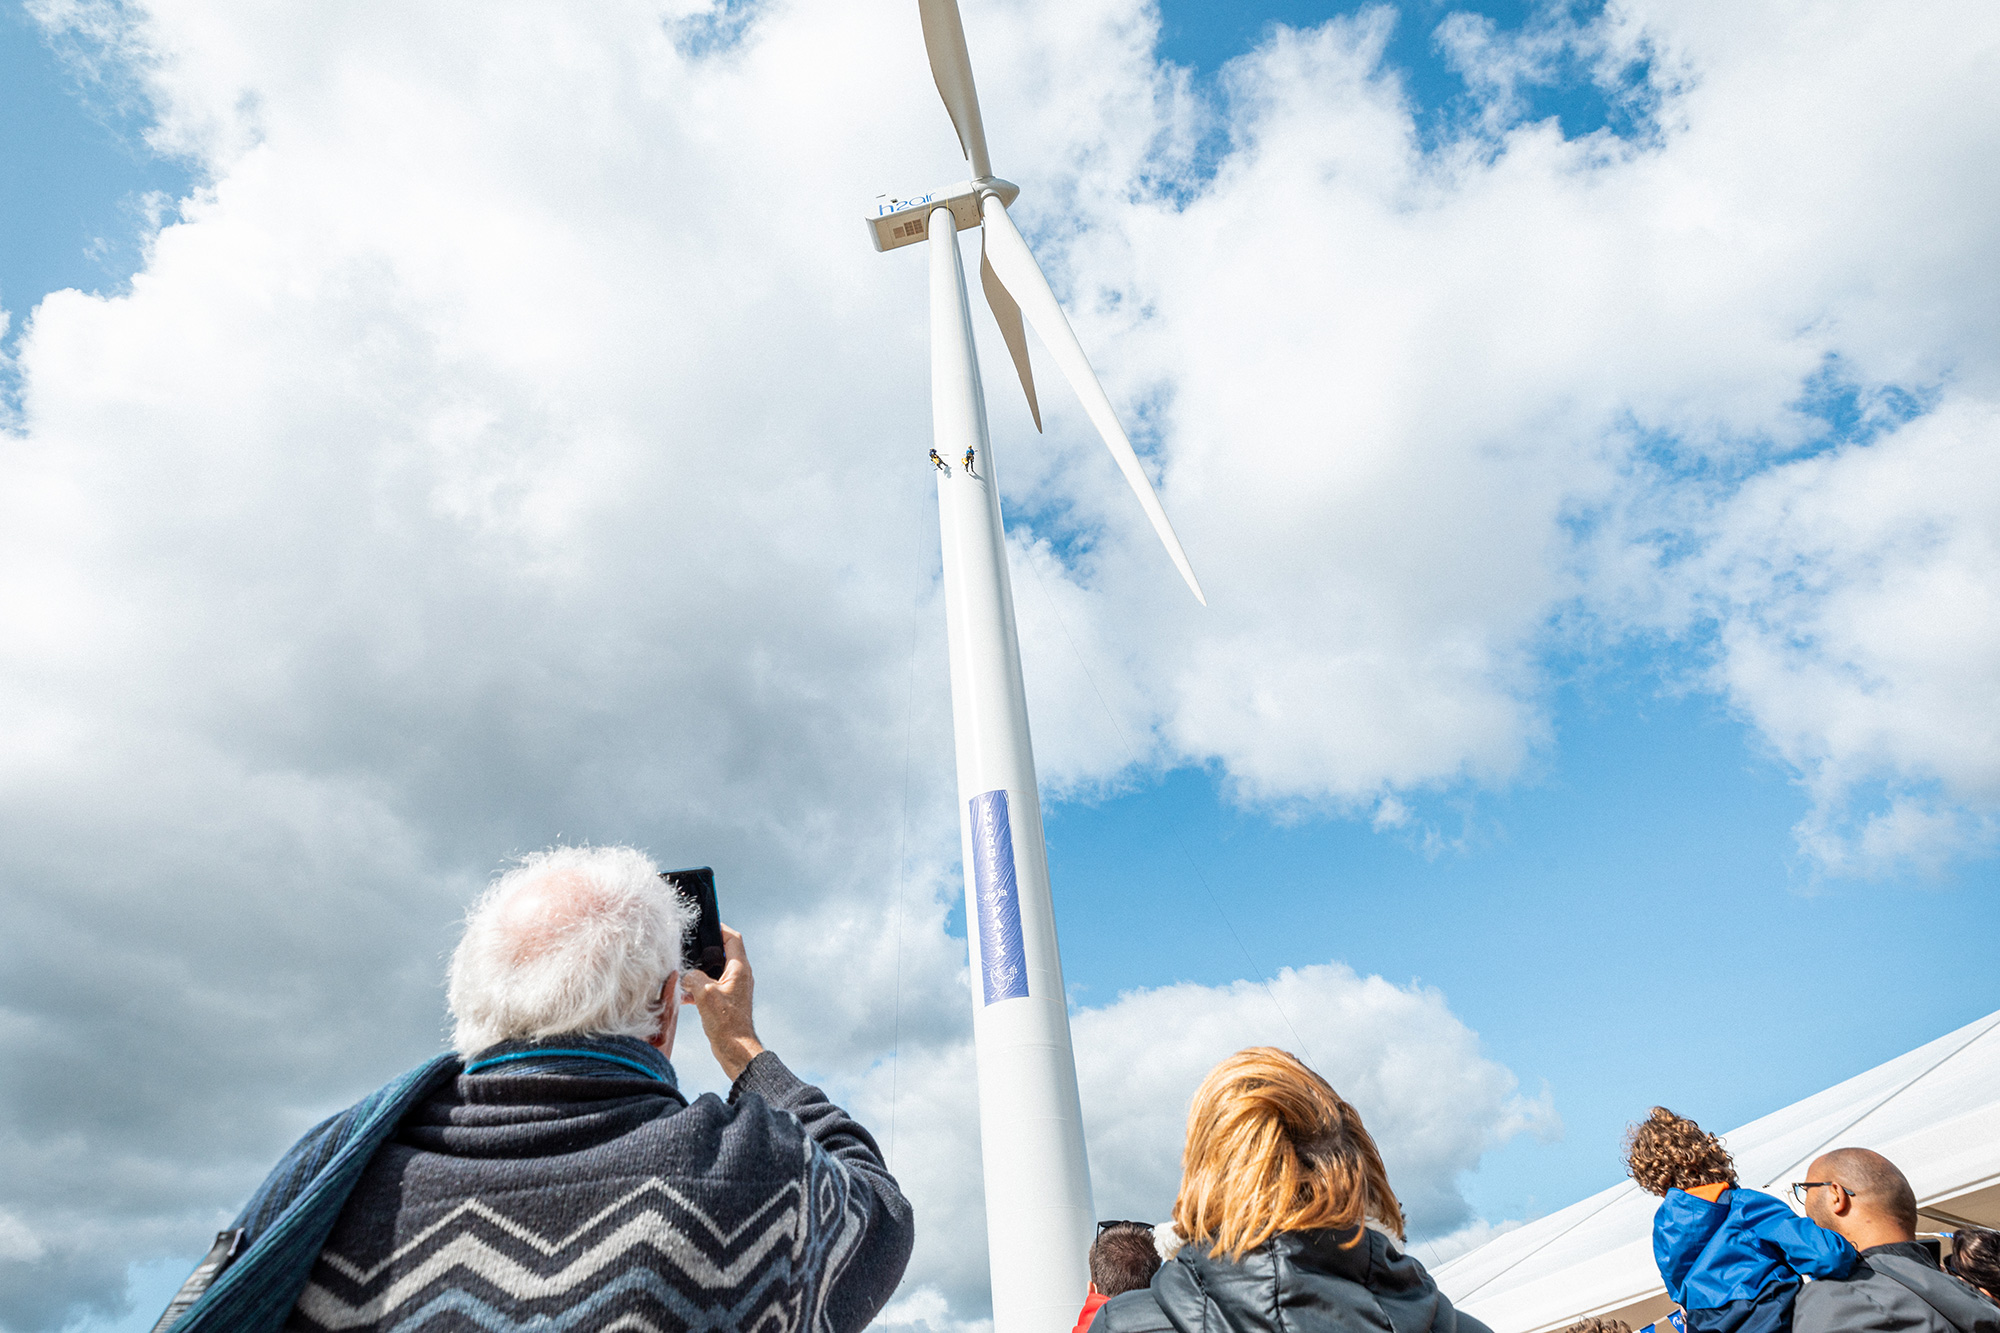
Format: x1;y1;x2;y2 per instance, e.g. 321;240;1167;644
152;845;914;1333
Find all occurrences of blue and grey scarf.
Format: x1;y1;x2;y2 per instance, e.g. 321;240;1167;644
461;1034;680;1089
153;1036;679;1333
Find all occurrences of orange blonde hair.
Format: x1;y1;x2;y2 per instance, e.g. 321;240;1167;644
1171;1048;1404;1261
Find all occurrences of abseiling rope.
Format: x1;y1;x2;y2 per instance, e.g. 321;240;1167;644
1017;540;1315;1067
887;469;936;1173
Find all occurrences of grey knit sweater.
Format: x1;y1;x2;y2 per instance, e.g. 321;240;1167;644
281;1046;913;1333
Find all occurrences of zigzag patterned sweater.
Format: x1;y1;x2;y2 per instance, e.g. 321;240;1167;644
281;1049;913;1333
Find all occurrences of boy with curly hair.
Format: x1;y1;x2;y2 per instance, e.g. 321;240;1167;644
1627;1107;1855;1333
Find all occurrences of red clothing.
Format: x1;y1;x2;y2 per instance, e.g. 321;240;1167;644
1072;1291;1109;1333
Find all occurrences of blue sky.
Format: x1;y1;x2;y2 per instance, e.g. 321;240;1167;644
1071;0;1997;1224
3;0;1998;1329
1045;653;1999;1220
0;5;188;336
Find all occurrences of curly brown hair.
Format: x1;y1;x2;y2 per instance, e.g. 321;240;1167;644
1624;1106;1737;1197
1557;1320;1632;1333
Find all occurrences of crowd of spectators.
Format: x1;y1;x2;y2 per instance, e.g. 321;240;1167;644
1069;1085;2000;1333
143;843;2000;1333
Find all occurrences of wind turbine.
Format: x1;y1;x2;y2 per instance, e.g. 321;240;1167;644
867;4;1204;1330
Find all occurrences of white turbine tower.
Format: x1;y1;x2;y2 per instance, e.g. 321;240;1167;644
867;4;1204;1330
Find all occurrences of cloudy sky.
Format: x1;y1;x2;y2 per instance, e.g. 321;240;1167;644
1;0;1996;1328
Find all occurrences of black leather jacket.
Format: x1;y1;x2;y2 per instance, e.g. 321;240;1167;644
1093;1228;1491;1333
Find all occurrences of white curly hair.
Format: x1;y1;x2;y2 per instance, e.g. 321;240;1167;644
447;845;694;1055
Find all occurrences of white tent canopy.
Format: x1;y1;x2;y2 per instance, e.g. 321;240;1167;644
1432;1008;2000;1333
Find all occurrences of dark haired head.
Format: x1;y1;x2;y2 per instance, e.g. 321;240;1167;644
1624;1107;1737;1197
1090;1223;1160;1297
1946;1227;2000;1301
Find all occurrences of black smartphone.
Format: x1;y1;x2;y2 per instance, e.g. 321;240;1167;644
661;867;727;979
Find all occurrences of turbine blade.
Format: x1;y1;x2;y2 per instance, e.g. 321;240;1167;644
917;0;992;180
981;232;1042;432
979;194;1206;604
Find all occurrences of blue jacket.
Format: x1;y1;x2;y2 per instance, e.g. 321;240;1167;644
1654;1187;1856;1333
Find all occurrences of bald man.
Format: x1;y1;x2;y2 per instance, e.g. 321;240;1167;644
1793;1148;2000;1333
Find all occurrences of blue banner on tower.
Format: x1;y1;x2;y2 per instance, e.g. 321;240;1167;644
969;789;1029;1005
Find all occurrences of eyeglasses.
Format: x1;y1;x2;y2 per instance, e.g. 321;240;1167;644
1791;1182;1854;1204
1096;1219;1151;1234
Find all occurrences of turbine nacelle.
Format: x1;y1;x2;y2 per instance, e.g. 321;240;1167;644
868;178;1020;253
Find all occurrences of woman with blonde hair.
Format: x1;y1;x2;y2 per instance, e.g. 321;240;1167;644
1093;1048;1489;1333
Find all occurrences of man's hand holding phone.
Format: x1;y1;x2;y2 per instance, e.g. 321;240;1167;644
682;925;764;1080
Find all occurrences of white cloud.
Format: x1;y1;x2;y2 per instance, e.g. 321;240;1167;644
840;961;1554;1326
1409;1217;1525;1271
0;1216;42;1267
0;0;1996;1326
1691;402;2000;874
1072;0;2000;845
1073;963;1558;1238
874;1284;987;1333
